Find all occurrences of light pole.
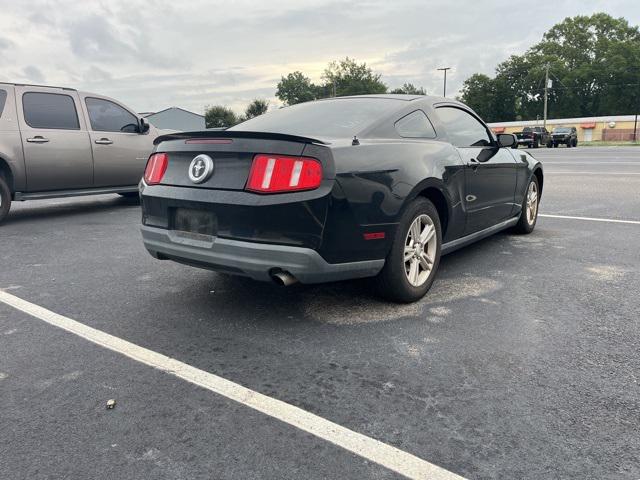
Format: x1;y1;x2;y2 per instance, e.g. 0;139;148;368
437;67;451;97
543;64;550;131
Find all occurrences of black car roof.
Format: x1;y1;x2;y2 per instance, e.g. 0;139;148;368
315;94;453;106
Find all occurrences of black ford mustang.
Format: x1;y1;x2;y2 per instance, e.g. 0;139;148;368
140;95;542;302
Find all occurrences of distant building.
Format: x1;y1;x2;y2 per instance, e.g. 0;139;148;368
142;107;205;132
488;114;639;142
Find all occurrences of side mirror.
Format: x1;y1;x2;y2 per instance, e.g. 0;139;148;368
497;133;516;148
139;117;150;134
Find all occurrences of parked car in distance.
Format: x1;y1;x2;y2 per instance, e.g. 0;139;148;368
514;126;552;148
140;95;543;303
0;82;163;224
551;126;578;147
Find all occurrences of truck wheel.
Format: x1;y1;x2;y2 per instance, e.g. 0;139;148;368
0;176;11;225
533;138;539;148
546;141;552;148
553;143;558;148
375;198;441;303
573;139;578;147
567;141;572;148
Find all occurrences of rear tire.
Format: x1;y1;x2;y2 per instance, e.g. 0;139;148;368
0;176;11;225
513;176;539;234
375;198;442;303
533;138;539;148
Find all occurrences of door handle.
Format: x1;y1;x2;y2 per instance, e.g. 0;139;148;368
95;138;113;145
26;136;49;143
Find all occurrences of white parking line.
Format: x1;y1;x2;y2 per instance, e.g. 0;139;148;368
542;161;640;165
539;214;640;225
545;171;640;175
0;290;465;480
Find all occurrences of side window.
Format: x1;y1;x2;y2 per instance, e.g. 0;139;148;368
435;106;491;147
0;89;7;117
23;92;80;130
395;110;436;138
85;97;139;133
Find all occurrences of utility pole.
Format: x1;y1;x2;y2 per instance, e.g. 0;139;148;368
543;64;549;130
437;67;451;97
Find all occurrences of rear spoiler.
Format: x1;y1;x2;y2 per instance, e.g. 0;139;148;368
153;130;329;146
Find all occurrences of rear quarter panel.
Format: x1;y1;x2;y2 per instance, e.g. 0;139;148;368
320;139;465;262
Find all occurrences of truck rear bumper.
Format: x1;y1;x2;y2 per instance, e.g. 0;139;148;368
141;225;384;284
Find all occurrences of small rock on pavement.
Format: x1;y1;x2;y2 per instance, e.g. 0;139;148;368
106;399;116;409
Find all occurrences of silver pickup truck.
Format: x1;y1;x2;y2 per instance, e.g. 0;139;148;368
0;83;162;224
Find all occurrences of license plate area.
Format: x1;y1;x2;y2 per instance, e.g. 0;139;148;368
172;208;217;240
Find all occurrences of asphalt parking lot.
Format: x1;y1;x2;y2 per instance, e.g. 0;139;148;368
1;146;639;479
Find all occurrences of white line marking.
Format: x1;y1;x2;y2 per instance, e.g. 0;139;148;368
542;161;640;165
540;214;640;225
545;171;640;175
0;290;465;480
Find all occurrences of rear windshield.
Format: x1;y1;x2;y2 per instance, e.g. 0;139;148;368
523;127;540;132
553;128;571;133
0;89;6;117
230;98;402;138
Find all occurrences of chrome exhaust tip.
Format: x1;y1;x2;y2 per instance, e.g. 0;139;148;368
271;271;298;287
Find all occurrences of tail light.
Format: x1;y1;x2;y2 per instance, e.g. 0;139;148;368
144;153;168;185
246;154;322;193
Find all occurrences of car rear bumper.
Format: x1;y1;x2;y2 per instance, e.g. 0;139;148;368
141;225;384;284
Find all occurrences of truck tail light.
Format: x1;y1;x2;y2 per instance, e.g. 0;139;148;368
246;154;322;193
144;153;168;185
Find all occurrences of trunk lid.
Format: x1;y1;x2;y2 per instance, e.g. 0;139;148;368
154;132;330;191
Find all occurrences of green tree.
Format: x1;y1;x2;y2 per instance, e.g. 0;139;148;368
322;57;387;96
459;13;640;121
390;83;426;95
276;71;319;105
204;105;238;128
244;98;269;120
459;74;496;120
532;13;640;117
277;58;388;106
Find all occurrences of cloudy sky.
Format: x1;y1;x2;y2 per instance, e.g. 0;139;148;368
1;0;639;115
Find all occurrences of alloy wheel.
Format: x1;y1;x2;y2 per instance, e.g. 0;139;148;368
526;181;538;225
403;214;437;287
